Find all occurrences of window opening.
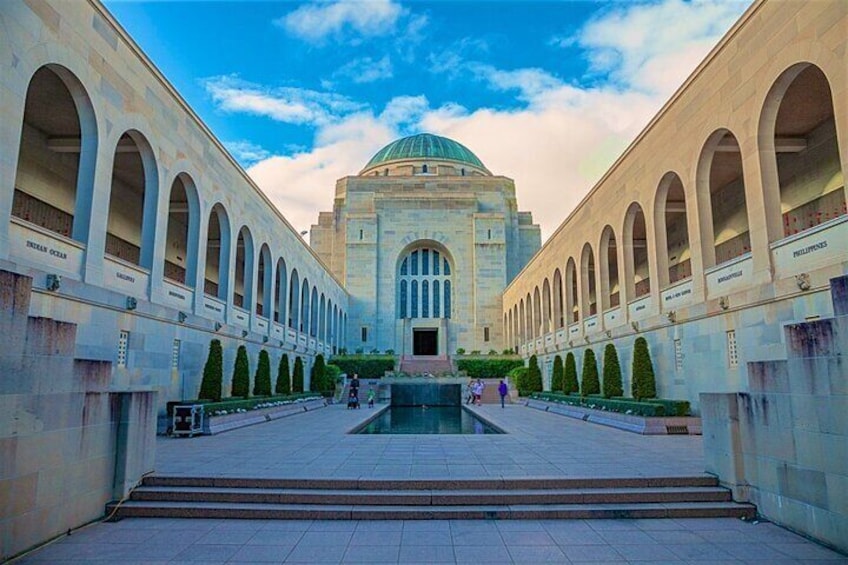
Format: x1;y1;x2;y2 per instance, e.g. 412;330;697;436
484;327;490;342
674;339;683;372
727;330;738;368
361;326;368;343
171;339;181;369
117;330;130;368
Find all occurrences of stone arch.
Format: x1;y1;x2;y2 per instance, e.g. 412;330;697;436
654;172;691;288
256;243;272;317
758;62;844;243
12;64;99;244
553;268;564;329
204;203;231;300
233;226;254;310
565;257;579;324
580;243;597;317
599;225;619;311
542;278;552;334
162;172;200;287
623;202;651;299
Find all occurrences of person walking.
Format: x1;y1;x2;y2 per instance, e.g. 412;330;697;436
465;378;474;404
474;379;485;406
498;379;509;408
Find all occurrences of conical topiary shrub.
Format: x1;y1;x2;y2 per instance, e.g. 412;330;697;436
602;343;623;398
563;351;579;394
527;354;543;394
551;355;564;392
310;354;327;394
231;345;251;398
253;349;272;396
198;339;223;401
632;336;657;400
275;353;291;395
581;348;600;396
292;356;304;393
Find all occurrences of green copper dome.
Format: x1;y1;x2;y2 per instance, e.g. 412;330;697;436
364;133;487;172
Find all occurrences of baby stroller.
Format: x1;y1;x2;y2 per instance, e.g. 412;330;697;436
347;389;360;409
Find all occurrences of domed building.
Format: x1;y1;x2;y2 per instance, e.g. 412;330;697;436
310;133;540;364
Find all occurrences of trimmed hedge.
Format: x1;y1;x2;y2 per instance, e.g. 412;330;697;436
198;339;223;402
231;345;250;398
563;352;579;394
275;354;291;395
643;398;691;417
253;349;272;397
551;355;564;392
329;355;396;379
632;336;657;400
602;343;623;398
507;366;530;396
530;392;666;417
292;356;304;393
311;354;332;395
581;348;600;396
199;393;322;414
456;357;523;379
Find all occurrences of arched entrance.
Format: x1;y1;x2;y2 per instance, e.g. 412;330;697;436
396;242;453;357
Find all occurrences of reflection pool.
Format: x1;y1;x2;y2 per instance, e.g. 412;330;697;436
355;406;503;435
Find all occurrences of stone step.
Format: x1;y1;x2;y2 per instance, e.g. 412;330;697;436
107;500;755;521
141;475;719;490
131;485;732;505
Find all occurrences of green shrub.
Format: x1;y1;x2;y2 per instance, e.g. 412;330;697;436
487;349;499;355
563;352;579;394
310;354;329;394
456;357;523;379
198;339;223;402
551;355;564;392
602;343;623;398
648;398;690;417
525;355;543;394
632;336;657;400
581;348;600;396
456;348;466;355
327;355;395;379
502;349;513;355
530;392;666;417
275;354;291;395
508;366;530;396
200;392;321;414
292;356;304;393
231;345;250;398
253;349;272;396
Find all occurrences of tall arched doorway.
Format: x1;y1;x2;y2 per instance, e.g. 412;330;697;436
397;242;453;356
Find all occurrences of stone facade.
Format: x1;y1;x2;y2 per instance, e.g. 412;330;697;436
310;142;540;357
503;0;848;408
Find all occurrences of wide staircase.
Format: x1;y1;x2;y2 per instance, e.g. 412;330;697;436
398;355;454;376
108;475;754;520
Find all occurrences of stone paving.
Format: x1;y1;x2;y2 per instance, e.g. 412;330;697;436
153;403;706;479
12;403;848;563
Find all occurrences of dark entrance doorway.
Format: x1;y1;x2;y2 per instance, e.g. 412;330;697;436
413;329;438;356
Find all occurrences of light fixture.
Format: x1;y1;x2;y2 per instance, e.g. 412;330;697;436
263;336;269;343
242;330;248;337
605;330;612;338
630;321;639;332
214;322;223;331
796;273;811;291
45;274;61;291
719;296;729;311
125;297;137;310
178;311;188;323
666;310;677;323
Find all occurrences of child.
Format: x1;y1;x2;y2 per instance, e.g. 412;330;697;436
347;388;359;409
367;387;375;408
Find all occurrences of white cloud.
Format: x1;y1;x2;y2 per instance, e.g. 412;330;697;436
333;55;394;84
571;0;747;93
225;0;746;239
278;0;405;45
203;75;364;127
224;140;271;167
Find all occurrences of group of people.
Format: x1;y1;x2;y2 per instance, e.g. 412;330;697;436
466;378;510;407
347;374;375;409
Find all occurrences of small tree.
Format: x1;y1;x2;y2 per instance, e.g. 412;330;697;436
527;354;543;394
253;349;272;396
231;345;251;398
310;354;328;394
275;353;291;395
292;356;305;393
632;336;657;400
551;355;564;392
602;343;623;398
581;348;600;396
563;351;579;394
198;339;223;401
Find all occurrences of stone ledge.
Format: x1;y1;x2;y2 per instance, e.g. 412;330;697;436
525;398;701;435
203;398;327;435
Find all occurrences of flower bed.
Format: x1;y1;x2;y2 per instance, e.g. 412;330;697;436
203;396;326;435
527;394;700;435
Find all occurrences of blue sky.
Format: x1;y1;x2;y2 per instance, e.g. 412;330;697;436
104;0;749;240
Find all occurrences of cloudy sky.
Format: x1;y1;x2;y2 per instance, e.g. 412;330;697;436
105;0;749;241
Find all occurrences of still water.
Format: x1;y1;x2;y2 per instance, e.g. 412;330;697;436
356;406;503;435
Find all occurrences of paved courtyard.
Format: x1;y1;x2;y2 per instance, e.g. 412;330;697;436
12;404;848;563
154;403;705;479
